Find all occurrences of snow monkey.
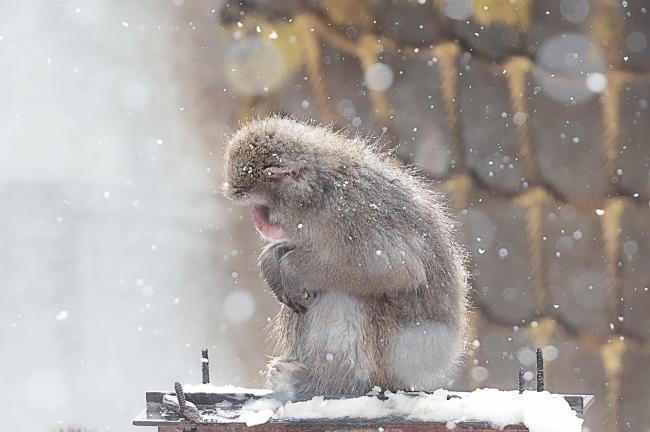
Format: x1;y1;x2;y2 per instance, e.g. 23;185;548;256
223;116;469;397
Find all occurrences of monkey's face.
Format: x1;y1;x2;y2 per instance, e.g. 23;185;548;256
222;130;316;241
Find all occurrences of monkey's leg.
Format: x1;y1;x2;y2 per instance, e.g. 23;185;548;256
266;311;314;398
386;319;464;391
300;292;373;396
267;293;373;397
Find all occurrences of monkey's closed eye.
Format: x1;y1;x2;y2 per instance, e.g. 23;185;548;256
263;166;300;180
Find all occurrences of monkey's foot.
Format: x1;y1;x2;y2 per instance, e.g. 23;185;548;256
266;357;309;398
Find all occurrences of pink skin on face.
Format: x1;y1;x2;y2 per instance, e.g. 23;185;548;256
251;204;286;241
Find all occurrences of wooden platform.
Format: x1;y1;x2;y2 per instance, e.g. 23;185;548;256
133;390;594;431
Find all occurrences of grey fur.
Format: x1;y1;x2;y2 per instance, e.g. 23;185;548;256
223;116;469;397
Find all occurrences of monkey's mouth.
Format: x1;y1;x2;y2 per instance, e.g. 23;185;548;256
251;204;286;241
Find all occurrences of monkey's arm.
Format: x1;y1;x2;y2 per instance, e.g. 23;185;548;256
279;244;428;298
259;241;318;313
259;242;310;313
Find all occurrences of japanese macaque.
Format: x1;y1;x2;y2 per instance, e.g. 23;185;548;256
223;116;469;397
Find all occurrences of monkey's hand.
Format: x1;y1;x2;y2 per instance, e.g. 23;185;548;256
277;249;319;313
260;242;315;313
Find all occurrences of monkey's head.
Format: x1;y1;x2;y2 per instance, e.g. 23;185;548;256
223;117;332;242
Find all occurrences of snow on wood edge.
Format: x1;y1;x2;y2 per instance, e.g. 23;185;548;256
210;388;582;432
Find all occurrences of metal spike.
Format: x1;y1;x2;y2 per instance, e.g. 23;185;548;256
518;366;525;394
536;347;544;392
201;349;210;384
174;381;187;407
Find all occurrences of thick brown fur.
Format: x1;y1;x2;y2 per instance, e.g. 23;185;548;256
223;116;469;397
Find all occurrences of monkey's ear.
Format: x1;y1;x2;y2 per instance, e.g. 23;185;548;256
263;165;300;180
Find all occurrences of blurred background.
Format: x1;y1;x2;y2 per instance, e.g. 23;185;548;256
1;0;648;431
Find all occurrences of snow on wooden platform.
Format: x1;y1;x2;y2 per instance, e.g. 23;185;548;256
133;386;593;432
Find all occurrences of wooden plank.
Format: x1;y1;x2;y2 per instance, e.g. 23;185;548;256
158;421;528;432
135;392;593;431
